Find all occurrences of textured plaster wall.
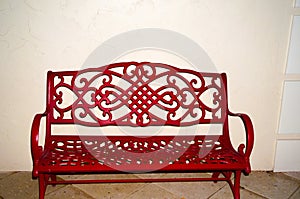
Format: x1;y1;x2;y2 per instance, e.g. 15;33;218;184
0;0;292;171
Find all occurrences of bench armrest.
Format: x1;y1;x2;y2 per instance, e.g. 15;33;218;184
31;112;47;177
228;111;254;173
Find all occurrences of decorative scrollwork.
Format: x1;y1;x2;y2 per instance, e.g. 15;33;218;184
49;62;226;126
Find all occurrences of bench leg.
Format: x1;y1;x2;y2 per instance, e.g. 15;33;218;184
49;174;57;187
233;171;241;199
228;171;241;199
38;174;47;199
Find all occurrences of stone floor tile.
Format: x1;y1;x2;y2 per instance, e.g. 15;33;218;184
0;172;66;199
46;185;94;199
72;174;147;199
284;172;300;181
1;171;299;198
59;173;138;181
125;183;179;199
0;172;39;199
154;181;226;199
210;184;266;199
148;172;227;199
0;171;14;180
289;187;300;199
58;174;88;180
74;183;146;199
134;172;168;179
241;171;299;199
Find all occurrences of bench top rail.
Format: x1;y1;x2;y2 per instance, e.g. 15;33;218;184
47;62;227;127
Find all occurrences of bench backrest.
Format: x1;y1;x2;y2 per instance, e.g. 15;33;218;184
46;62;228;128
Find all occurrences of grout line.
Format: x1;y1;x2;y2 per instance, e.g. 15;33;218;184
240;186;269;199
43;176;96;198
128;173;184;198
44;184;67;196
0;171;19;180
122;182;150;199
71;183;104;199
282;173;300;183
288;186;300;199
152;180;227;199
44;176;68;195
69;185;97;199
48;184;97;199
207;183;270;199
207;183;227;198
154;183;182;199
53;184;97;199
156;182;184;198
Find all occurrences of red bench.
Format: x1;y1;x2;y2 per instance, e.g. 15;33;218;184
31;62;254;199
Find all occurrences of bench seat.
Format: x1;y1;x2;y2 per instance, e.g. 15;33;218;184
37;135;246;173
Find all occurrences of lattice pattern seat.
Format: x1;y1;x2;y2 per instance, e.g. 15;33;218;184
38;136;246;173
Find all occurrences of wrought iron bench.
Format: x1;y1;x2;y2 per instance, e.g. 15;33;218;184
31;62;254;199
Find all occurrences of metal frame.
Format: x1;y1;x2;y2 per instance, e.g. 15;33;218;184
31;62;254;199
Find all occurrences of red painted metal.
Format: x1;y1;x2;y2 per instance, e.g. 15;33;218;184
47;176;229;185
31;62;254;199
47;62;226;126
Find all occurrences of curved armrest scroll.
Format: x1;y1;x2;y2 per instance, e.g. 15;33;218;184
31;112;47;176
228;111;254;159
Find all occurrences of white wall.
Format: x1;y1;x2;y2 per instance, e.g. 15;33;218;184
0;0;292;171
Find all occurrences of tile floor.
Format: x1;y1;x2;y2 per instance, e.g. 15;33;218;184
0;171;299;199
